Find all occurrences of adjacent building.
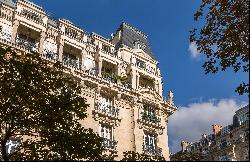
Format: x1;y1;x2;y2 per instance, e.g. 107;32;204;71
0;0;177;160
181;105;249;161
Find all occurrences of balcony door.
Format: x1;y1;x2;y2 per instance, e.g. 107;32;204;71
144;133;156;149
99;95;113;112
99;124;113;141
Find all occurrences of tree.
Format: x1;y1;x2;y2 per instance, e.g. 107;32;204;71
170;151;202;161
0;47;105;161
190;0;249;95
121;151;165;161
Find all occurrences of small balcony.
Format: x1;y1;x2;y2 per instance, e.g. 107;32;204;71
102;138;118;151
94;102;119;118
16;35;38;52
17;9;45;26
141;112;161;125
100;44;117;58
64;26;85;43
138;75;155;92
143;145;162;157
42;50;58;62
62;54;81;70
101;72;117;84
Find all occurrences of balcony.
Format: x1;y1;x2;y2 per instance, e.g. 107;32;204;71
16;36;38;52
63;27;85;43
16;9;45;26
143;145;162;157
101;72;117;84
141;111;161;125
94;102;119;118
100;45;117;58
120;80;132;90
102;138;117;151
42;50;58;62
62;53;81;70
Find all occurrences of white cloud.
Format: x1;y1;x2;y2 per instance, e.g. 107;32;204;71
188;42;201;58
168;99;247;153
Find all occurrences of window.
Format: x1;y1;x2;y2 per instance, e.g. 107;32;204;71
238;113;248;125
221;126;231;136
97;94;116;116
136;58;146;70
142;104;160;124
6;139;20;155
99;124;113;140
102;44;111;53
62;52;80;69
144;133;156;148
219;139;228;149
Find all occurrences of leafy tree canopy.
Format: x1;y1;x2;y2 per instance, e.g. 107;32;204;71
0;47;104;161
170;151;202;161
190;0;249;95
121;151;165;161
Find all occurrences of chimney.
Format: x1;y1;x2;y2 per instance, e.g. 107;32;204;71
212;124;222;135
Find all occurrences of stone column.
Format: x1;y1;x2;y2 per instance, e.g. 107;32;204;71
130;69;137;89
81;48;86;71
117;62;122;84
57;37;64;62
11;19;19;44
136;72;140;89
154;79;158;92
38;31;46;54
98;57;103;77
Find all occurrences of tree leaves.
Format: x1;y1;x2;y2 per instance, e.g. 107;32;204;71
190;0;249;95
0;47;104;161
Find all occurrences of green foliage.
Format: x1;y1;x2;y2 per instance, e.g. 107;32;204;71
190;0;249;95
170;151;202;161
0;47;105;161
102;72;128;83
121;151;165;161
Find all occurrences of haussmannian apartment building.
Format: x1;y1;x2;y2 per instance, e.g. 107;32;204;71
0;0;177;160
180;105;249;161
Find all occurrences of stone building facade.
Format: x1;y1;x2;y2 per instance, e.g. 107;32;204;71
0;0;177;160
181;105;249;161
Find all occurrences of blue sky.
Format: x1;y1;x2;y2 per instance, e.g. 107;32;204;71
31;0;248;153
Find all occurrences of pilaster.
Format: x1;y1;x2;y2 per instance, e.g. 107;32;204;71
57;36;64;62
38;31;46;54
11;19;19;44
98;57;103;77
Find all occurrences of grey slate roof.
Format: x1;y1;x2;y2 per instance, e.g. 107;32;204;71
0;0;16;8
116;22;156;60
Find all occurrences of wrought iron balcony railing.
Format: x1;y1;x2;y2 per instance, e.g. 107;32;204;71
16;9;45;26
143;145;162;157
16;37;38;52
42;50;58;62
101;72;117;84
62;56;81;70
102;138;117;151
95;102;119;118
141;112;161;125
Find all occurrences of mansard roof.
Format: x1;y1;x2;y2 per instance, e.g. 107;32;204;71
115;22;156;60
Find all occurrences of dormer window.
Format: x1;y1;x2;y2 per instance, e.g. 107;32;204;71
134;40;146;50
